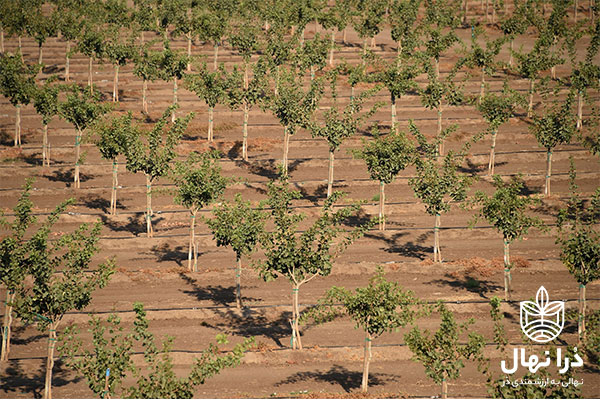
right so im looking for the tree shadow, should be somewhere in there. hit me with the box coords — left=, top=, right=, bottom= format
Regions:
left=43, top=169, right=95, bottom=186
left=364, top=231, right=432, bottom=260
left=177, top=272, right=260, bottom=306
left=100, top=213, right=161, bottom=236
left=298, top=184, right=329, bottom=205
left=10, top=325, right=45, bottom=346
left=42, top=64, right=63, bottom=75
left=201, top=307, right=293, bottom=347
left=458, top=159, right=507, bottom=175
left=426, top=273, right=503, bottom=299
left=79, top=194, right=126, bottom=214
left=276, top=364, right=397, bottom=393
left=235, top=158, right=306, bottom=180
left=0, top=359, right=82, bottom=399
left=151, top=243, right=194, bottom=267
left=227, top=141, right=242, bottom=159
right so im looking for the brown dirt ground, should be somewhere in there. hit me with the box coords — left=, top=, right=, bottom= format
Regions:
left=1, top=6, right=600, bottom=399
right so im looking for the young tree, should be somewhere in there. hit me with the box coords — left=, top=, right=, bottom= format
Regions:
left=304, top=267, right=420, bottom=392
left=388, top=0, right=421, bottom=67
left=420, top=0, right=461, bottom=78
left=310, top=85, right=380, bottom=198
left=470, top=175, right=545, bottom=300
left=556, top=160, right=600, bottom=342
left=172, top=151, right=229, bottom=272
left=133, top=43, right=162, bottom=114
left=33, top=77, right=60, bottom=167
left=158, top=43, right=188, bottom=122
left=59, top=303, right=254, bottom=398
left=295, top=33, right=330, bottom=81
left=94, top=112, right=136, bottom=215
left=477, top=84, right=520, bottom=175
left=25, top=3, right=57, bottom=65
left=207, top=195, right=267, bottom=308
left=463, top=27, right=504, bottom=104
left=54, top=0, right=87, bottom=82
left=352, top=0, right=387, bottom=58
left=408, top=122, right=472, bottom=262
left=59, top=84, right=111, bottom=189
left=353, top=127, right=414, bottom=231
left=318, top=1, right=351, bottom=66
left=124, top=106, right=193, bottom=237
left=0, top=180, right=36, bottom=361
left=13, top=213, right=114, bottom=399
left=530, top=96, right=576, bottom=196
left=105, top=35, right=136, bottom=102
left=263, top=26, right=295, bottom=96
left=0, top=52, right=38, bottom=147
left=226, top=58, right=268, bottom=160
left=499, top=5, right=528, bottom=67
left=76, top=20, right=107, bottom=91
left=268, top=68, right=324, bottom=173
left=184, top=62, right=229, bottom=142
left=194, top=4, right=230, bottom=69
left=255, top=174, right=375, bottom=350
left=405, top=302, right=485, bottom=399
left=369, top=57, right=420, bottom=131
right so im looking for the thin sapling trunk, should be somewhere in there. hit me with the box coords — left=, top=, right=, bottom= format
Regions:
left=65, top=41, right=70, bottom=81
left=208, top=106, right=214, bottom=142
left=291, top=286, right=302, bottom=349
left=74, top=128, right=81, bottom=189
left=242, top=103, right=249, bottom=161
left=43, top=124, right=49, bottom=166
left=361, top=332, right=372, bottom=393
left=488, top=129, right=497, bottom=175
left=188, top=211, right=197, bottom=271
left=236, top=257, right=243, bottom=308
left=43, top=321, right=57, bottom=399
left=14, top=105, right=21, bottom=147
left=544, top=149, right=552, bottom=196
left=142, top=79, right=148, bottom=114
left=88, top=57, right=93, bottom=89
left=146, top=173, right=153, bottom=237
left=577, top=90, right=583, bottom=130
left=503, top=239, right=512, bottom=301
left=434, top=213, right=442, bottom=262
left=1, top=291, right=14, bottom=361
left=379, top=181, right=385, bottom=231
left=110, top=159, right=118, bottom=215
left=527, top=79, right=535, bottom=117
left=172, top=78, right=178, bottom=122
left=579, top=283, right=586, bottom=342
left=282, top=125, right=290, bottom=174
left=327, top=150, right=334, bottom=198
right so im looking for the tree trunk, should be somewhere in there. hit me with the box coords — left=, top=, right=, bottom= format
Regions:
left=188, top=211, right=196, bottom=271
left=213, top=43, right=219, bottom=70
left=574, top=0, right=578, bottom=21
left=18, top=36, right=22, bottom=60
left=235, top=257, right=243, bottom=309
left=0, top=27, right=4, bottom=53
left=485, top=0, right=489, bottom=21
left=310, top=65, right=315, bottom=81
left=208, top=106, right=214, bottom=142
left=44, top=322, right=57, bottom=399
left=14, top=105, right=21, bottom=147
left=434, top=213, right=442, bottom=262
left=65, top=41, right=70, bottom=82
left=396, top=41, right=402, bottom=68
left=527, top=79, right=535, bottom=117
left=462, top=0, right=468, bottom=24
left=275, top=65, right=280, bottom=96
left=291, top=285, right=302, bottom=350
left=361, top=332, right=372, bottom=393
left=544, top=149, right=552, bottom=197
left=88, top=56, right=93, bottom=89
left=187, top=35, right=192, bottom=72
left=391, top=98, right=397, bottom=131
left=74, top=128, right=81, bottom=189
left=38, top=44, right=43, bottom=64
left=435, top=59, right=440, bottom=79
left=282, top=125, right=289, bottom=174
left=350, top=86, right=355, bottom=102
left=146, top=173, right=153, bottom=238
left=1, top=291, right=14, bottom=361
left=437, top=108, right=443, bottom=155
left=503, top=239, right=512, bottom=301
left=579, top=283, right=586, bottom=343
left=343, top=28, right=347, bottom=44
left=370, top=36, right=376, bottom=49
left=301, top=27, right=305, bottom=45
left=329, top=31, right=335, bottom=66
left=43, top=124, right=49, bottom=166
left=508, top=40, right=513, bottom=67
left=243, top=103, right=249, bottom=161
left=441, top=372, right=448, bottom=399
left=113, top=65, right=119, bottom=102
left=379, top=181, right=385, bottom=231
left=111, top=159, right=118, bottom=215
left=327, top=150, right=334, bottom=198
left=479, top=67, right=485, bottom=104
left=172, top=78, right=178, bottom=123
left=142, top=79, right=148, bottom=114
left=362, top=38, right=367, bottom=65
left=488, top=129, right=497, bottom=175
left=576, top=90, right=583, bottom=130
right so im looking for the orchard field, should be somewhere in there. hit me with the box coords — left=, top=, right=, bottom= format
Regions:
left=1, top=0, right=600, bottom=398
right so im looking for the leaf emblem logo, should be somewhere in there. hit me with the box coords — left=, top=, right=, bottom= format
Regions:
left=519, top=286, right=564, bottom=343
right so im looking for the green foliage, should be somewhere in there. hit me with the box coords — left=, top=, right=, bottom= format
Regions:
left=255, top=175, right=374, bottom=285
left=351, top=0, right=387, bottom=40
left=310, top=86, right=380, bottom=152
left=159, top=43, right=188, bottom=81
left=389, top=0, right=421, bottom=53
left=307, top=266, right=420, bottom=337
left=352, top=126, right=415, bottom=185
left=470, top=175, right=545, bottom=242
left=172, top=151, right=229, bottom=214
left=463, top=29, right=504, bottom=75
left=489, top=296, right=507, bottom=351
left=477, top=84, right=520, bottom=130
left=33, top=77, right=60, bottom=126
left=530, top=96, right=576, bottom=151
left=0, top=52, right=38, bottom=107
left=25, top=4, right=58, bottom=50
left=133, top=43, right=163, bottom=82
left=125, top=106, right=193, bottom=181
left=59, top=303, right=254, bottom=399
left=207, top=194, right=268, bottom=260
left=370, top=58, right=420, bottom=104
left=295, top=33, right=330, bottom=73
left=556, top=160, right=600, bottom=286
left=408, top=123, right=471, bottom=216
left=59, top=84, right=112, bottom=132
left=94, top=112, right=135, bottom=162
left=405, top=302, right=485, bottom=389
left=185, top=63, right=229, bottom=108
left=13, top=218, right=114, bottom=330
left=268, top=68, right=324, bottom=135
left=229, top=24, right=261, bottom=63
left=105, top=36, right=136, bottom=68
left=226, top=58, right=269, bottom=110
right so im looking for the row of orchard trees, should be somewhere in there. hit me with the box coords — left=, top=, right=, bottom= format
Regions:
left=2, top=0, right=599, bottom=179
